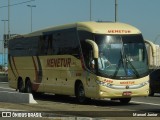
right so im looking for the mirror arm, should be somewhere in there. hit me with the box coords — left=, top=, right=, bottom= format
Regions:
left=85, top=39, right=99, bottom=58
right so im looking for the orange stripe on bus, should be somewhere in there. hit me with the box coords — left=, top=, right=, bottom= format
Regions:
left=12, top=57, right=19, bottom=76
left=32, top=56, right=40, bottom=91
left=8, top=56, right=17, bottom=78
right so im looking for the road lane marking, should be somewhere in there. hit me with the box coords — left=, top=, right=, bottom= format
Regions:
left=0, top=108, right=22, bottom=111
left=0, top=87, right=15, bottom=91
left=131, top=101, right=160, bottom=106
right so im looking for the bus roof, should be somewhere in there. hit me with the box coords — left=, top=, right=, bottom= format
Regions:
left=13, top=21, right=141, bottom=38
left=77, top=21, right=141, bottom=34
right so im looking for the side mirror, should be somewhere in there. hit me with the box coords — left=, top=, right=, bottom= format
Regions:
left=85, top=39, right=99, bottom=58
left=85, top=39, right=99, bottom=74
left=145, top=40, right=160, bottom=69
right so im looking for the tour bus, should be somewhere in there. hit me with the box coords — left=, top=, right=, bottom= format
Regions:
left=145, top=41, right=160, bottom=96
left=8, top=21, right=149, bottom=104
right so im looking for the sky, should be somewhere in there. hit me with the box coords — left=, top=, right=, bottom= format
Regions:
left=0, top=0, right=160, bottom=45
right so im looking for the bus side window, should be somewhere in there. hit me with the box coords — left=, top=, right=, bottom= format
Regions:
left=52, top=33, right=60, bottom=55
left=81, top=43, right=94, bottom=71
left=39, top=36, right=45, bottom=55
left=52, top=39, right=59, bottom=55
left=44, top=35, right=53, bottom=55
left=52, top=29, right=80, bottom=57
left=78, top=31, right=94, bottom=71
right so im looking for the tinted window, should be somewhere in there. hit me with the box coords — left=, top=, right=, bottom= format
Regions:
left=9, top=36, right=39, bottom=56
left=78, top=31, right=94, bottom=70
left=43, top=28, right=80, bottom=57
left=9, top=28, right=80, bottom=57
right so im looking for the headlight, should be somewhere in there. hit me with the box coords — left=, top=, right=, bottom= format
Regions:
left=141, top=81, right=149, bottom=86
left=96, top=80, right=113, bottom=87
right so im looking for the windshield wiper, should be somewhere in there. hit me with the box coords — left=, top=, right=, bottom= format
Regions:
left=112, top=50, right=127, bottom=78
left=124, top=54, right=140, bottom=78
left=112, top=48, right=140, bottom=79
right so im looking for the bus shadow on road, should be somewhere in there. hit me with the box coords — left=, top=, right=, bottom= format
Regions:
left=33, top=93, right=138, bottom=107
left=150, top=94, right=160, bottom=97
left=138, top=109, right=160, bottom=114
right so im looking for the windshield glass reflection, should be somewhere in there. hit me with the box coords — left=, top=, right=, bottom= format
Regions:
left=94, top=34, right=148, bottom=79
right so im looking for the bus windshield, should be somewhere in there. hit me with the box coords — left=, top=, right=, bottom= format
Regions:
left=94, top=34, right=149, bottom=79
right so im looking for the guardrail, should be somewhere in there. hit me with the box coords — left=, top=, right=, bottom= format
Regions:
left=0, top=75, right=8, bottom=82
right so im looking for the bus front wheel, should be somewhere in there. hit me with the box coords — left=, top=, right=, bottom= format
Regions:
left=76, top=82, right=88, bottom=104
left=119, top=98, right=131, bottom=104
left=18, top=79, right=24, bottom=93
left=25, top=80, right=32, bottom=93
left=149, top=87, right=154, bottom=96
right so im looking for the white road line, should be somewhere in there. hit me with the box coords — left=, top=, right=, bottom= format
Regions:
left=0, top=108, right=21, bottom=111
left=0, top=82, right=8, bottom=84
left=131, top=101, right=160, bottom=106
left=0, top=87, right=15, bottom=91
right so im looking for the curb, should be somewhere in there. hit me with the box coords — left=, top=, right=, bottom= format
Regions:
left=0, top=76, right=8, bottom=82
left=0, top=91, right=37, bottom=104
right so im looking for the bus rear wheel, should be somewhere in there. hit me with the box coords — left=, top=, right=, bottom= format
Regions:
left=18, top=79, right=24, bottom=92
left=25, top=80, right=32, bottom=93
left=149, top=87, right=154, bottom=96
left=119, top=98, right=131, bottom=104
left=76, top=82, right=88, bottom=104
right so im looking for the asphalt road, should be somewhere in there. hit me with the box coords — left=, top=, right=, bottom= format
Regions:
left=0, top=81, right=160, bottom=119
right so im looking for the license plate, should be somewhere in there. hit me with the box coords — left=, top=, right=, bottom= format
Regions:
left=123, top=91, right=132, bottom=96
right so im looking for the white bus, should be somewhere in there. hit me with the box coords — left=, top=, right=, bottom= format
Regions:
left=8, top=21, right=149, bottom=104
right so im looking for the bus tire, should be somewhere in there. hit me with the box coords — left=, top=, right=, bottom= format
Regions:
left=149, top=88, right=154, bottom=96
left=18, top=78, right=24, bottom=93
left=119, top=98, right=131, bottom=104
left=25, top=79, right=32, bottom=93
left=76, top=82, right=88, bottom=104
